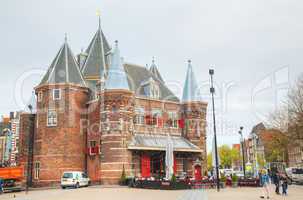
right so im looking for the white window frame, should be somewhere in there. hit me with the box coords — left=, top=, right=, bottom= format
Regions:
left=152, top=109, right=162, bottom=127
left=135, top=107, right=145, bottom=125
left=37, top=91, right=43, bottom=102
left=168, top=112, right=178, bottom=128
left=52, top=89, right=61, bottom=100
left=47, top=110, right=57, bottom=127
left=34, top=161, right=40, bottom=180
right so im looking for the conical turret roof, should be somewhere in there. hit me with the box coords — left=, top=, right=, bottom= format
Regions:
left=182, top=60, right=201, bottom=102
left=39, top=37, right=87, bottom=87
left=81, top=20, right=111, bottom=78
left=105, top=41, right=129, bottom=90
left=149, top=58, right=164, bottom=83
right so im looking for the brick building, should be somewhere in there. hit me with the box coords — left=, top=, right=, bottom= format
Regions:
left=19, top=19, right=208, bottom=187
left=288, top=140, right=303, bottom=167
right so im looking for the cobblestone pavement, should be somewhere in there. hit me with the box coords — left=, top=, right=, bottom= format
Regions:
left=1, top=185, right=302, bottom=200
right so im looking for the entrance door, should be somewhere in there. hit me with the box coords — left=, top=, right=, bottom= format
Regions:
left=194, top=165, right=202, bottom=181
left=141, top=154, right=151, bottom=178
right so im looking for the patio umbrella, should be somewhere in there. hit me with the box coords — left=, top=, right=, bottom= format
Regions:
left=165, top=134, right=174, bottom=180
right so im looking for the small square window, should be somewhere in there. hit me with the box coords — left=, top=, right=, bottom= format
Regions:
left=37, top=91, right=43, bottom=102
left=90, top=141, right=97, bottom=147
left=53, top=89, right=61, bottom=100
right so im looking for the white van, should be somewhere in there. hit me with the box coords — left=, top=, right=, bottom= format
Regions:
left=61, top=171, right=90, bottom=189
left=286, top=168, right=303, bottom=184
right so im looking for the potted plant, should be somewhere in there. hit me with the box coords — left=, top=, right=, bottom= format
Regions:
left=170, top=174, right=177, bottom=189
left=232, top=174, right=238, bottom=188
left=220, top=175, right=227, bottom=188
left=119, top=165, right=127, bottom=186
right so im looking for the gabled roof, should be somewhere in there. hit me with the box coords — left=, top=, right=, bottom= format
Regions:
left=149, top=58, right=164, bottom=83
left=182, top=60, right=201, bottom=103
left=81, top=23, right=111, bottom=79
left=105, top=41, right=129, bottom=90
left=124, top=63, right=179, bottom=102
left=39, top=38, right=87, bottom=87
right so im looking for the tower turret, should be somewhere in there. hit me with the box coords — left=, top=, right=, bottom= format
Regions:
left=99, top=40, right=135, bottom=184
left=181, top=60, right=207, bottom=175
left=33, top=37, right=89, bottom=187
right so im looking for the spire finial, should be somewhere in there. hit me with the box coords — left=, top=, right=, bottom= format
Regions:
left=96, top=9, right=101, bottom=29
left=64, top=33, right=68, bottom=43
left=188, top=59, right=191, bottom=64
left=115, top=40, right=119, bottom=47
left=152, top=56, right=155, bottom=64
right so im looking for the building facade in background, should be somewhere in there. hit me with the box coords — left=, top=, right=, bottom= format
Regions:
left=18, top=19, right=208, bottom=187
left=288, top=140, right=303, bottom=167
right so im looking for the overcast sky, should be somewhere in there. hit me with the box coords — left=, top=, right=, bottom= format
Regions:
left=1, top=0, right=303, bottom=150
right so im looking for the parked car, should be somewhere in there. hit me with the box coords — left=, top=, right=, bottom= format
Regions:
left=234, top=171, right=244, bottom=178
left=61, top=171, right=90, bottom=189
left=286, top=168, right=303, bottom=184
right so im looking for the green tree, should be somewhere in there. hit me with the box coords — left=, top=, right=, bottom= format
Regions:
left=219, top=145, right=232, bottom=168
left=231, top=148, right=241, bottom=165
left=257, top=154, right=265, bottom=168
left=207, top=153, right=213, bottom=171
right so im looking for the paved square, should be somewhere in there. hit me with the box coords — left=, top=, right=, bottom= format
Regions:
left=1, top=185, right=302, bottom=200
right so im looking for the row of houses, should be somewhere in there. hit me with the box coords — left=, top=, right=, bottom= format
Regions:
left=244, top=123, right=303, bottom=170
left=0, top=113, right=21, bottom=167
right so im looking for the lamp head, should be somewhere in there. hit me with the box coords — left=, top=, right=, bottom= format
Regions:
left=209, top=69, right=214, bottom=75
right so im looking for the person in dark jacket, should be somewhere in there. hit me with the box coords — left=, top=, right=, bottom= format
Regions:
left=281, top=177, right=288, bottom=196
left=0, top=178, right=4, bottom=194
left=272, top=172, right=280, bottom=195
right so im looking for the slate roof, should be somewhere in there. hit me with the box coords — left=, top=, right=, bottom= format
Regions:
left=81, top=26, right=111, bottom=78
left=38, top=26, right=179, bottom=103
left=182, top=60, right=201, bottom=102
left=105, top=41, right=129, bottom=90
left=39, top=39, right=86, bottom=87
left=124, top=63, right=179, bottom=102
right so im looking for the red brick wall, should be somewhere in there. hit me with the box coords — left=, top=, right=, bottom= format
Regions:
left=33, top=84, right=89, bottom=187
left=18, top=113, right=36, bottom=187
left=87, top=100, right=101, bottom=183
left=99, top=90, right=135, bottom=184
left=182, top=102, right=208, bottom=176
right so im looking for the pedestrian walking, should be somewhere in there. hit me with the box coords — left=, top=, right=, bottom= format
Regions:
left=272, top=171, right=280, bottom=195
left=260, top=169, right=271, bottom=199
left=0, top=178, right=4, bottom=194
left=281, top=177, right=288, bottom=196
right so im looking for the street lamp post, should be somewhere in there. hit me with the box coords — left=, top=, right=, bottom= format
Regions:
left=209, top=69, right=220, bottom=192
left=239, top=127, right=246, bottom=178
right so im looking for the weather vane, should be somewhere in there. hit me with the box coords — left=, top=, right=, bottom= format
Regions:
left=96, top=9, right=101, bottom=17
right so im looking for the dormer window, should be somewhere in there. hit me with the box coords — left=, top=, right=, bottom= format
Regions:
left=53, top=89, right=61, bottom=100
left=141, top=78, right=160, bottom=99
